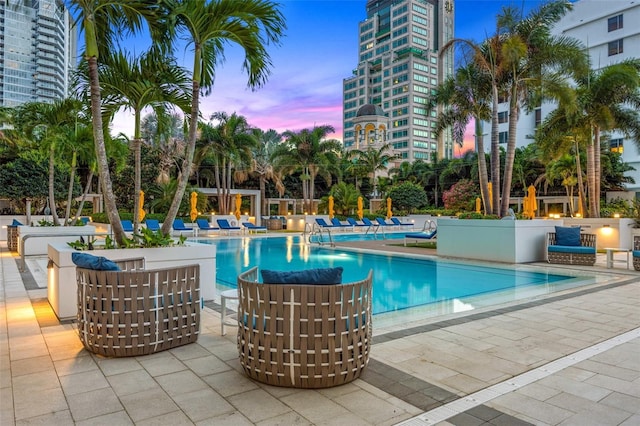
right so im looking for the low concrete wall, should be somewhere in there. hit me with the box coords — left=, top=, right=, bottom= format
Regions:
left=437, top=218, right=563, bottom=263
left=18, top=226, right=97, bottom=256
left=563, top=218, right=634, bottom=249
left=48, top=242, right=216, bottom=320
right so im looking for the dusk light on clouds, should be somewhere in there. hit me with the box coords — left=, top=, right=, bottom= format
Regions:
left=112, top=0, right=551, bottom=154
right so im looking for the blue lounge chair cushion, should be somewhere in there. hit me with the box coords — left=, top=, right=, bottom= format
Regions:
left=173, top=219, right=192, bottom=230
left=121, top=220, right=134, bottom=232
left=72, top=252, right=120, bottom=271
left=261, top=267, right=344, bottom=285
left=11, top=219, right=23, bottom=226
left=547, top=245, right=595, bottom=254
left=145, top=219, right=160, bottom=231
left=555, top=226, right=581, bottom=246
left=405, top=230, right=437, bottom=240
left=632, top=250, right=640, bottom=258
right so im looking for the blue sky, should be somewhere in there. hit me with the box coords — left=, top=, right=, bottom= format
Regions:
left=111, top=0, right=551, bottom=145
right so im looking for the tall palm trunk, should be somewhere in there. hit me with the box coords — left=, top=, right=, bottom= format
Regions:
left=475, top=120, right=490, bottom=214
left=161, top=76, right=199, bottom=235
left=593, top=126, right=601, bottom=218
left=586, top=136, right=596, bottom=217
left=490, top=85, right=500, bottom=216
left=575, top=140, right=588, bottom=217
left=501, top=93, right=519, bottom=217
left=64, top=151, right=77, bottom=225
left=88, top=57, right=126, bottom=244
left=133, top=138, right=142, bottom=231
left=48, top=144, right=60, bottom=226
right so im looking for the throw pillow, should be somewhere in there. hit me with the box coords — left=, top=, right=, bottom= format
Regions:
left=72, top=252, right=121, bottom=271
left=555, top=226, right=581, bottom=246
left=261, top=267, right=344, bottom=285
left=11, top=219, right=23, bottom=226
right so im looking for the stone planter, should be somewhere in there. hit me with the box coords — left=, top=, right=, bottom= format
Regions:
left=437, top=218, right=562, bottom=263
left=47, top=242, right=216, bottom=320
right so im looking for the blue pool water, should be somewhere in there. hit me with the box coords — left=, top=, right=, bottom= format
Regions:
left=196, top=235, right=582, bottom=315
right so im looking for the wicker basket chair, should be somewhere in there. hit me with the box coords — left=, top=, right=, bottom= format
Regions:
left=77, top=257, right=200, bottom=357
left=237, top=266, right=373, bottom=388
left=634, top=236, right=640, bottom=271
left=547, top=232, right=597, bottom=266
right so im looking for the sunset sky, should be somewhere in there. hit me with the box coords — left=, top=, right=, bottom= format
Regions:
left=111, top=0, right=553, bottom=156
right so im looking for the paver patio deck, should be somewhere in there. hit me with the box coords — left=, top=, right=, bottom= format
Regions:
left=1, top=238, right=639, bottom=425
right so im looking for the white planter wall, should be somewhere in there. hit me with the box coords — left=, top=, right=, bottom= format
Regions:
left=18, top=226, right=97, bottom=255
left=437, top=219, right=563, bottom=263
left=48, top=242, right=216, bottom=320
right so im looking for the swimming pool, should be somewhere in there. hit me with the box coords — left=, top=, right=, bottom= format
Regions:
left=197, top=235, right=595, bottom=318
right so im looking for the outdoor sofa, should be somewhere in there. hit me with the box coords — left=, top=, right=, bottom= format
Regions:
left=75, top=254, right=200, bottom=357
left=236, top=266, right=372, bottom=388
left=546, top=226, right=596, bottom=266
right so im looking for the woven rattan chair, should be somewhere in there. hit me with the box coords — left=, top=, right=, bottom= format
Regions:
left=633, top=236, right=640, bottom=271
left=237, top=266, right=373, bottom=388
left=77, top=257, right=200, bottom=357
left=546, top=232, right=597, bottom=266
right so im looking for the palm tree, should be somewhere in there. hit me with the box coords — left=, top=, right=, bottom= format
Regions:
left=84, top=49, right=191, bottom=230
left=206, top=112, right=256, bottom=214
left=351, top=143, right=397, bottom=197
left=161, top=0, right=285, bottom=235
left=69, top=0, right=165, bottom=245
left=328, top=182, right=360, bottom=216
left=430, top=62, right=493, bottom=213
left=250, top=128, right=284, bottom=215
left=495, top=1, right=588, bottom=216
left=271, top=125, right=342, bottom=213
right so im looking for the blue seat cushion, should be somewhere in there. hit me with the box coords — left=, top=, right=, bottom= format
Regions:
left=72, top=252, right=121, bottom=271
left=261, top=267, right=344, bottom=285
left=548, top=245, right=595, bottom=254
left=555, top=226, right=581, bottom=246
left=633, top=250, right=640, bottom=258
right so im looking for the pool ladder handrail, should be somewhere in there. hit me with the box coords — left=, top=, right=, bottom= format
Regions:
left=306, top=223, right=334, bottom=246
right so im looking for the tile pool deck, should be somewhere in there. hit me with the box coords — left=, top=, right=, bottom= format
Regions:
left=1, top=239, right=639, bottom=425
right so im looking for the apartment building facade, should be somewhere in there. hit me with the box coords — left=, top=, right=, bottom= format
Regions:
left=0, top=0, right=77, bottom=107
left=342, top=0, right=455, bottom=167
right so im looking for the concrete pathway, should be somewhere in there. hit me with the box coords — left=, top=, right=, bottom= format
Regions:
left=1, top=239, right=639, bottom=425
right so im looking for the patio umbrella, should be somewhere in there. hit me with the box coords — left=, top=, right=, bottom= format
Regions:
left=487, top=182, right=493, bottom=211
left=386, top=197, right=392, bottom=219
left=357, top=196, right=364, bottom=220
left=189, top=191, right=198, bottom=222
left=328, top=195, right=335, bottom=220
left=475, top=197, right=481, bottom=213
left=527, top=185, right=537, bottom=218
left=235, top=193, right=242, bottom=220
left=138, top=190, right=146, bottom=222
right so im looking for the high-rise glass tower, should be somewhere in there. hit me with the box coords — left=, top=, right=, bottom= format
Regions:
left=0, top=0, right=77, bottom=107
left=343, top=0, right=454, bottom=165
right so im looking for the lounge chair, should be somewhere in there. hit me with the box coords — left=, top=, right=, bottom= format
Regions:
left=173, top=219, right=195, bottom=236
left=347, top=217, right=370, bottom=230
left=242, top=222, right=267, bottom=234
left=315, top=218, right=339, bottom=229
left=145, top=219, right=161, bottom=231
left=217, top=219, right=242, bottom=235
left=390, top=217, right=413, bottom=229
left=121, top=219, right=134, bottom=233
left=196, top=219, right=219, bottom=235
left=633, top=236, right=640, bottom=271
left=404, top=229, right=437, bottom=246
left=361, top=217, right=380, bottom=228
left=375, top=217, right=395, bottom=228
left=330, top=217, right=352, bottom=230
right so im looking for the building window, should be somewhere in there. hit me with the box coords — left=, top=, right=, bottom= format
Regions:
left=608, top=39, right=623, bottom=56
left=534, top=108, right=542, bottom=127
left=499, top=131, right=508, bottom=144
left=608, top=14, right=623, bottom=32
left=498, top=111, right=508, bottom=124
left=610, top=138, right=624, bottom=153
